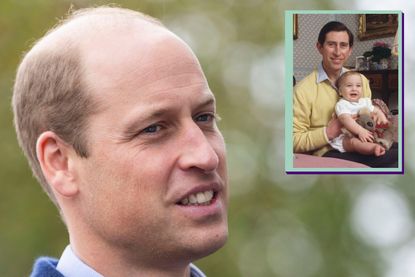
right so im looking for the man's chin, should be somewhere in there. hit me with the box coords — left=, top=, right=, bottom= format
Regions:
left=330, top=62, right=343, bottom=70
left=323, top=61, right=343, bottom=73
left=185, top=226, right=228, bottom=261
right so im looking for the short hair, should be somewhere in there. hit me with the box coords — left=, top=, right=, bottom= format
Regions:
left=318, top=21, right=354, bottom=47
left=336, top=71, right=362, bottom=93
left=12, top=6, right=162, bottom=206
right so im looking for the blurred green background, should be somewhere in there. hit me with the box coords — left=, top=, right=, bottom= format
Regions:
left=1, top=0, right=414, bottom=276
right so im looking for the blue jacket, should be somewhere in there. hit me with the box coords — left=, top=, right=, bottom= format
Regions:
left=30, top=257, right=64, bottom=277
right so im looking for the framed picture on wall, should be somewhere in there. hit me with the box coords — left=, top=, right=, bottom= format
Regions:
left=293, top=14, right=298, bottom=40
left=358, top=14, right=398, bottom=40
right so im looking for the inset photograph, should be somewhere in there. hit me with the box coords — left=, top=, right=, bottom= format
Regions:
left=285, top=11, right=403, bottom=173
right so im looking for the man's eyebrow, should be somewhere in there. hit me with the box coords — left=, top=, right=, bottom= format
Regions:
left=120, top=95, right=216, bottom=140
left=121, top=107, right=172, bottom=139
left=326, top=40, right=349, bottom=45
left=196, top=97, right=216, bottom=110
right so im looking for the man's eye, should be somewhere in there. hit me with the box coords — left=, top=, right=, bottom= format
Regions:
left=195, top=114, right=213, bottom=122
left=142, top=124, right=161, bottom=134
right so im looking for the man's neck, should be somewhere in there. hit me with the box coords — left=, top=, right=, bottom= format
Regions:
left=322, top=64, right=342, bottom=85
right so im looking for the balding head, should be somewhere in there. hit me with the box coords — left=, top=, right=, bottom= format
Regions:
left=12, top=7, right=164, bottom=206
left=34, top=7, right=162, bottom=47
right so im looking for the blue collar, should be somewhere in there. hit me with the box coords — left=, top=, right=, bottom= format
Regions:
left=57, top=246, right=103, bottom=277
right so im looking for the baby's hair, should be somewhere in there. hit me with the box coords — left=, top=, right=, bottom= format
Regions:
left=336, top=71, right=362, bottom=95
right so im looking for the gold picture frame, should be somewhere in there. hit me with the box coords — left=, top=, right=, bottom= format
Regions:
left=358, top=14, right=398, bottom=41
left=293, top=14, right=298, bottom=40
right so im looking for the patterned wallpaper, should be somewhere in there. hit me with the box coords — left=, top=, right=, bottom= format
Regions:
left=293, top=14, right=396, bottom=82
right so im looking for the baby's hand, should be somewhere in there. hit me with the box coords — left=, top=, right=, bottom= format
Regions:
left=358, top=128, right=374, bottom=143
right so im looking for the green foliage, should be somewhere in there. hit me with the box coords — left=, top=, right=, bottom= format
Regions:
left=363, top=46, right=392, bottom=62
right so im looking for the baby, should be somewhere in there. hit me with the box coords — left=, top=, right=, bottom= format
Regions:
left=329, top=71, right=389, bottom=156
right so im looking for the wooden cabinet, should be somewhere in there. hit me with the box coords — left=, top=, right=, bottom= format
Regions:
left=358, top=69, right=398, bottom=108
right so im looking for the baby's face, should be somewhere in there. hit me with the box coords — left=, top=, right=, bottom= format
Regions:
left=339, top=74, right=362, bottom=102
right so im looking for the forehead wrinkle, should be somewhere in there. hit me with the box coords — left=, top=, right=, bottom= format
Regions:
left=91, top=55, right=208, bottom=112
left=84, top=65, right=196, bottom=101
left=114, top=36, right=205, bottom=92
left=138, top=79, right=208, bottom=100
left=116, top=62, right=206, bottom=96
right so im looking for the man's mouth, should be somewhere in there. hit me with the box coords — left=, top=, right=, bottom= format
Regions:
left=178, top=190, right=216, bottom=206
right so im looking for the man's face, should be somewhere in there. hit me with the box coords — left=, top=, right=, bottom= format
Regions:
left=317, top=31, right=352, bottom=74
left=339, top=74, right=363, bottom=103
left=74, top=25, right=228, bottom=264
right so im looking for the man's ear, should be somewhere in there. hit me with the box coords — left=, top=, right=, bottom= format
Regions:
left=347, top=46, right=353, bottom=57
left=316, top=42, right=323, bottom=54
left=36, top=131, right=79, bottom=197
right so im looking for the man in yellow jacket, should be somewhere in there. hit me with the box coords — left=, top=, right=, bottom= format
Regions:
left=293, top=21, right=397, bottom=167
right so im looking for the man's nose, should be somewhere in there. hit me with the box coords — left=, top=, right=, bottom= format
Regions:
left=177, top=123, right=219, bottom=173
left=333, top=45, right=340, bottom=55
